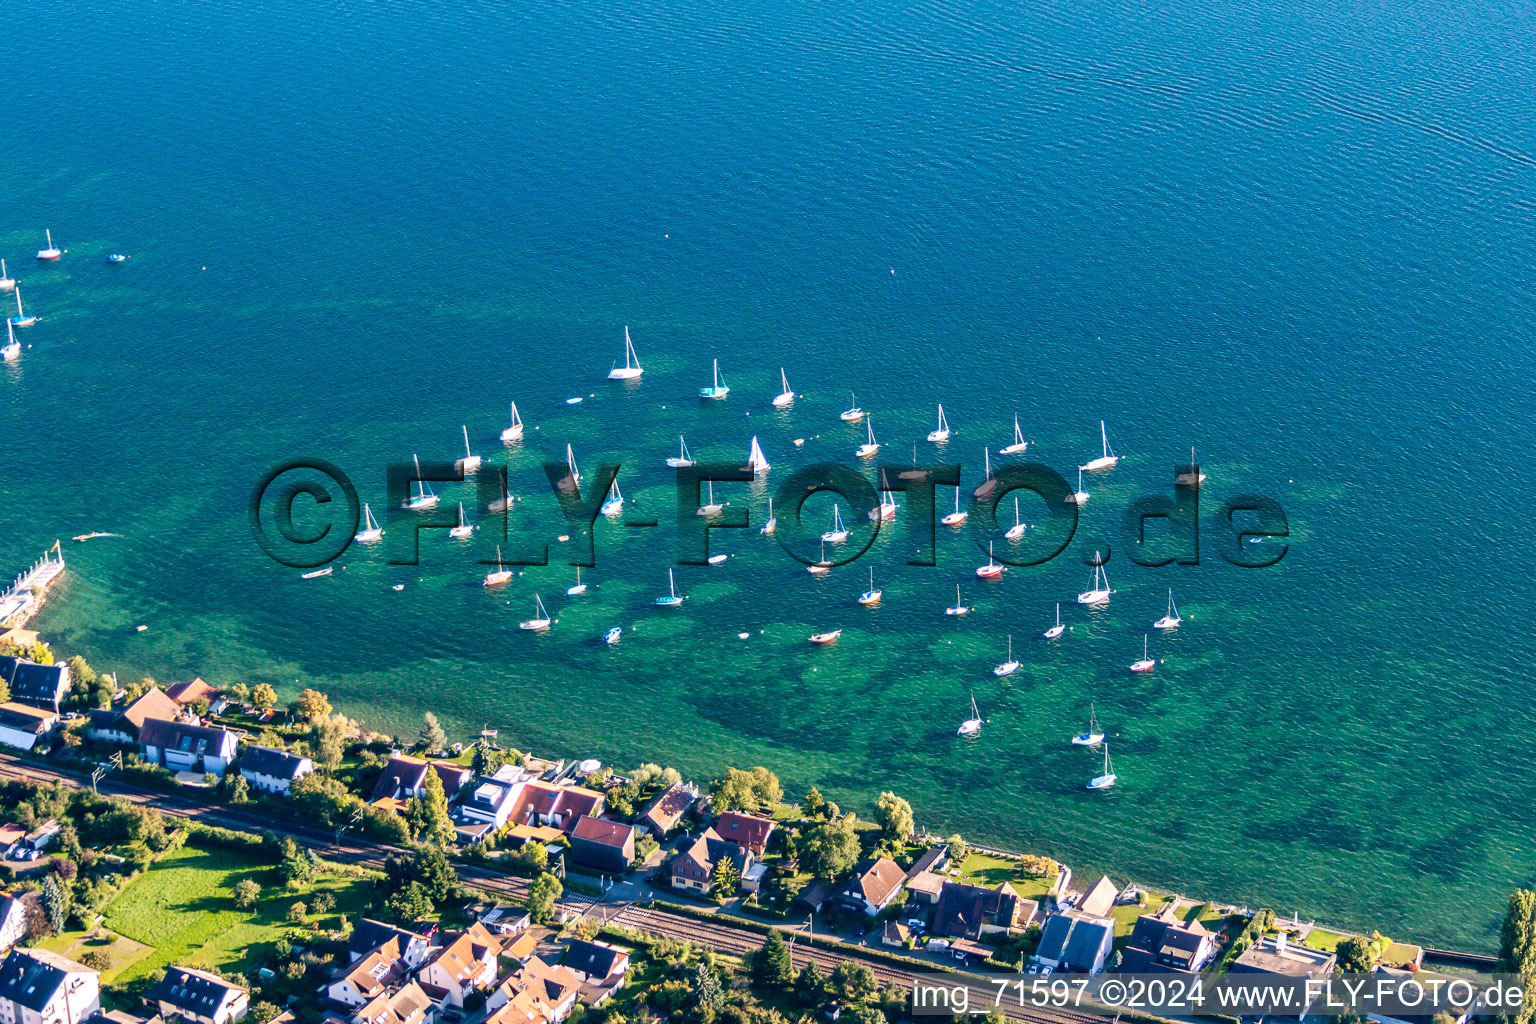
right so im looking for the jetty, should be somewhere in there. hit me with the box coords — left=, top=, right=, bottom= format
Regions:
left=0, top=542, right=65, bottom=628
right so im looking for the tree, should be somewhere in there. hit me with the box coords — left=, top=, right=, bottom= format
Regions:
left=946, top=834, right=969, bottom=863
left=233, top=879, right=261, bottom=910
left=41, top=875, right=67, bottom=933
left=287, top=902, right=308, bottom=924
left=0, top=675, right=11, bottom=704
left=831, top=962, right=878, bottom=1005
left=229, top=774, right=251, bottom=805
left=419, top=712, right=447, bottom=753
left=279, top=840, right=316, bottom=887
left=295, top=688, right=332, bottom=723
left=802, top=815, right=861, bottom=881
left=527, top=873, right=563, bottom=924
left=385, top=881, right=433, bottom=924
left=711, top=857, right=741, bottom=898
left=471, top=741, right=505, bottom=777
left=1501, top=890, right=1536, bottom=1024
left=694, top=962, right=725, bottom=1020
left=875, top=792, right=913, bottom=841
left=412, top=769, right=454, bottom=844
left=251, top=683, right=277, bottom=712
left=250, top=1001, right=282, bottom=1024
left=711, top=766, right=781, bottom=813
left=412, top=846, right=456, bottom=902
left=755, top=929, right=794, bottom=988
left=804, top=786, right=826, bottom=818
left=310, top=715, right=347, bottom=771
left=227, top=682, right=251, bottom=705
left=1335, top=935, right=1375, bottom=974
left=78, top=950, right=111, bottom=972
left=794, top=961, right=826, bottom=1005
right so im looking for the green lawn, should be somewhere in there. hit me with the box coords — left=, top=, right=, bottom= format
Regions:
left=953, top=852, right=1055, bottom=901
left=1301, top=928, right=1348, bottom=952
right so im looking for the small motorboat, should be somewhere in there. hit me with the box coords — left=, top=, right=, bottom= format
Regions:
left=391, top=583, right=405, bottom=591
left=301, top=566, right=333, bottom=579
left=809, top=629, right=842, bottom=645
left=565, top=396, right=584, bottom=405
left=106, top=253, right=127, bottom=264
left=603, top=626, right=622, bottom=645
left=707, top=553, right=728, bottom=565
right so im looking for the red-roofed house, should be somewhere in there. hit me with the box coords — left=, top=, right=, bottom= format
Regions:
left=712, top=812, right=776, bottom=854
left=508, top=782, right=604, bottom=834
left=418, top=923, right=503, bottom=1008
left=166, top=678, right=216, bottom=706
left=568, top=817, right=635, bottom=874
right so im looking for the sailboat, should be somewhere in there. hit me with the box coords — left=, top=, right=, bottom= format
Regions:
left=1005, top=497, right=1027, bottom=540
left=746, top=436, right=770, bottom=475
left=821, top=506, right=849, bottom=543
left=946, top=584, right=971, bottom=616
left=761, top=497, right=777, bottom=535
left=449, top=502, right=474, bottom=539
left=993, top=635, right=1019, bottom=677
left=973, top=447, right=997, bottom=499
left=1, top=321, right=18, bottom=361
left=1176, top=446, right=1207, bottom=487
left=456, top=426, right=481, bottom=473
left=667, top=436, right=695, bottom=469
left=1072, top=703, right=1105, bottom=746
left=808, top=539, right=831, bottom=574
left=655, top=568, right=685, bottom=606
left=36, top=230, right=60, bottom=261
left=1154, top=590, right=1182, bottom=630
left=607, top=326, right=643, bottom=379
left=1076, top=559, right=1111, bottom=605
left=976, top=541, right=1004, bottom=579
left=858, top=566, right=882, bottom=606
left=602, top=626, right=622, bottom=645
left=0, top=260, right=13, bottom=292
left=773, top=368, right=795, bottom=407
left=697, top=481, right=723, bottom=516
left=808, top=629, right=842, bottom=645
left=942, top=489, right=967, bottom=527
left=404, top=454, right=438, bottom=509
left=1129, top=635, right=1156, bottom=673
left=957, top=692, right=984, bottom=735
left=1000, top=414, right=1029, bottom=455
left=567, top=566, right=588, bottom=596
left=1044, top=603, right=1065, bottom=639
left=9, top=289, right=36, bottom=328
left=856, top=417, right=880, bottom=458
left=840, top=392, right=864, bottom=422
left=1087, top=744, right=1117, bottom=790
left=600, top=477, right=624, bottom=516
left=1067, top=468, right=1089, bottom=506
left=354, top=504, right=383, bottom=543
left=558, top=445, right=581, bottom=491
left=1080, top=421, right=1120, bottom=472
left=870, top=472, right=898, bottom=521
left=699, top=358, right=729, bottom=399
left=519, top=594, right=552, bottom=631
left=483, top=546, right=513, bottom=587
left=500, top=401, right=525, bottom=442
left=927, top=404, right=952, bottom=443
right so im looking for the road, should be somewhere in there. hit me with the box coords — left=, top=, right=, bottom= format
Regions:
left=0, top=754, right=1110, bottom=1024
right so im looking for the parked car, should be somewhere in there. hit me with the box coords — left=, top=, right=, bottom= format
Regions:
left=927, top=939, right=950, bottom=950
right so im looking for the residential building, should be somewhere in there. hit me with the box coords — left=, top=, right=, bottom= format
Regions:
left=0, top=704, right=57, bottom=752
left=326, top=939, right=405, bottom=1008
left=0, top=827, right=24, bottom=852
left=349, top=981, right=432, bottom=1024
left=0, top=947, right=101, bottom=1024
left=904, top=871, right=946, bottom=905
left=669, top=828, right=751, bottom=894
left=476, top=904, right=530, bottom=937
left=484, top=957, right=581, bottom=1023
left=568, top=817, right=635, bottom=874
left=0, top=657, right=70, bottom=714
left=1076, top=875, right=1119, bottom=918
left=1230, top=932, right=1336, bottom=1018
left=369, top=756, right=471, bottom=814
left=559, top=941, right=629, bottom=986
left=138, top=720, right=238, bottom=777
left=456, top=776, right=522, bottom=832
left=22, top=821, right=60, bottom=853
left=1119, top=903, right=1218, bottom=973
left=0, top=895, right=31, bottom=954
left=347, top=921, right=430, bottom=971
left=712, top=812, right=776, bottom=854
left=1033, top=912, right=1115, bottom=974
left=87, top=689, right=181, bottom=745
left=507, top=782, right=604, bottom=834
left=882, top=921, right=910, bottom=947
left=836, top=857, right=906, bottom=917
left=417, top=923, right=503, bottom=1008
left=639, top=782, right=695, bottom=836
left=143, top=967, right=247, bottom=1024
left=237, top=747, right=313, bottom=796
left=931, top=881, right=1024, bottom=940
left=164, top=679, right=216, bottom=707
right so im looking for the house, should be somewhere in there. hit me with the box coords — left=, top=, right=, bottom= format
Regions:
left=350, top=981, right=432, bottom=1024
left=0, top=894, right=32, bottom=954
left=456, top=776, right=522, bottom=832
left=669, top=828, right=751, bottom=894
left=0, top=947, right=101, bottom=1024
left=0, top=657, right=71, bottom=714
left=0, top=827, right=24, bottom=852
left=0, top=703, right=58, bottom=752
left=712, top=812, right=776, bottom=854
left=143, top=966, right=248, bottom=1024
left=138, top=720, right=238, bottom=777
left=1120, top=903, right=1218, bottom=973
left=327, top=939, right=405, bottom=1008
left=237, top=747, right=313, bottom=796
left=560, top=940, right=629, bottom=986
left=740, top=862, right=769, bottom=894
left=836, top=858, right=906, bottom=917
left=417, top=923, right=503, bottom=1008
left=792, top=881, right=834, bottom=915
left=1033, top=912, right=1115, bottom=974
left=507, top=782, right=604, bottom=834
left=931, top=882, right=1022, bottom=940
left=904, top=871, right=946, bottom=905
left=484, top=956, right=582, bottom=1023
left=22, top=821, right=60, bottom=853
left=347, top=921, right=431, bottom=971
left=568, top=817, right=635, bottom=874
left=87, top=688, right=182, bottom=745
left=1231, top=932, right=1336, bottom=1018
left=477, top=904, right=531, bottom=937
left=1077, top=875, right=1119, bottom=918
left=164, top=679, right=215, bottom=707
left=369, top=756, right=472, bottom=813
left=882, top=921, right=910, bottom=947
left=640, top=782, right=696, bottom=835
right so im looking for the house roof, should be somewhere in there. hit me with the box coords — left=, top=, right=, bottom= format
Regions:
left=932, top=881, right=1011, bottom=938
left=165, top=678, right=215, bottom=705
left=109, top=688, right=182, bottom=733
left=883, top=921, right=910, bottom=943
left=354, top=980, right=432, bottom=1024
left=509, top=781, right=604, bottom=829
left=334, top=938, right=403, bottom=1000
left=905, top=846, right=949, bottom=878
left=0, top=824, right=25, bottom=846
left=240, top=745, right=312, bottom=780
left=0, top=657, right=69, bottom=711
left=1231, top=935, right=1336, bottom=977
left=146, top=965, right=246, bottom=1016
left=0, top=702, right=56, bottom=734
left=371, top=756, right=429, bottom=801
left=905, top=871, right=946, bottom=899
left=427, top=923, right=503, bottom=983
left=488, top=956, right=583, bottom=1024
left=845, top=857, right=905, bottom=908
left=1078, top=874, right=1119, bottom=918
left=348, top=919, right=427, bottom=961
left=138, top=718, right=234, bottom=757
left=571, top=816, right=634, bottom=849
left=561, top=939, right=629, bottom=979
left=713, top=811, right=776, bottom=850
left=1037, top=912, right=1113, bottom=969
left=0, top=947, right=91, bottom=1012
left=642, top=781, right=696, bottom=831
left=676, top=827, right=747, bottom=878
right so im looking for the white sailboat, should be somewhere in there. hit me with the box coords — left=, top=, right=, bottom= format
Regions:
left=1076, top=558, right=1111, bottom=605
left=840, top=392, right=864, bottom=422
left=1129, top=635, right=1156, bottom=673
left=36, top=230, right=60, bottom=261
left=809, top=629, right=842, bottom=644
left=667, top=436, right=695, bottom=469
left=942, top=489, right=967, bottom=527
left=567, top=566, right=588, bottom=596
left=808, top=538, right=831, bottom=574
left=1080, top=421, right=1120, bottom=472
left=1044, top=603, right=1065, bottom=639
left=603, top=626, right=622, bottom=645
left=1067, top=468, right=1089, bottom=506
left=9, top=289, right=36, bottom=328
left=1000, top=414, right=1029, bottom=455
left=746, top=436, right=770, bottom=475
left=946, top=584, right=971, bottom=616
left=821, top=505, right=849, bottom=543
left=404, top=454, right=439, bottom=509
left=519, top=594, right=552, bottom=631
left=761, top=497, right=777, bottom=535
left=697, top=481, right=723, bottom=516
left=607, top=325, right=643, bottom=380
left=699, top=358, right=729, bottom=399
left=1005, top=496, right=1027, bottom=540
left=858, top=566, right=882, bottom=606
left=856, top=417, right=880, bottom=458
left=870, top=472, right=898, bottom=521
left=456, top=425, right=481, bottom=473
left=559, top=445, right=582, bottom=491
left=927, top=404, right=952, bottom=443
left=977, top=541, right=1004, bottom=579
left=1087, top=744, right=1117, bottom=790
left=500, top=401, right=525, bottom=442
left=353, top=503, right=383, bottom=543
left=0, top=260, right=14, bottom=292
left=1072, top=703, right=1105, bottom=746
left=1, top=321, right=18, bottom=361
left=600, top=476, right=624, bottom=516
left=773, top=368, right=795, bottom=407
left=993, top=635, right=1019, bottom=677
left=483, top=545, right=513, bottom=587
left=655, top=568, right=685, bottom=606
left=973, top=447, right=997, bottom=499
left=957, top=692, right=984, bottom=735
left=1153, top=589, right=1182, bottom=630
left=449, top=502, right=474, bottom=539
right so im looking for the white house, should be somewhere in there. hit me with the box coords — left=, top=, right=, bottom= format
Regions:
left=237, top=746, right=314, bottom=796
left=456, top=777, right=523, bottom=831
left=137, top=720, right=238, bottom=778
left=144, top=966, right=248, bottom=1024
left=0, top=947, right=100, bottom=1024
left=0, top=896, right=31, bottom=955
left=417, top=923, right=503, bottom=1008
left=326, top=938, right=404, bottom=1008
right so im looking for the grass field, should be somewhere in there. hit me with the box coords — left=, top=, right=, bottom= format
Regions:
left=953, top=852, right=1055, bottom=901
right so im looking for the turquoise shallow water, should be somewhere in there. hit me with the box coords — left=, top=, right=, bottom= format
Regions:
left=2, top=0, right=1535, bottom=950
